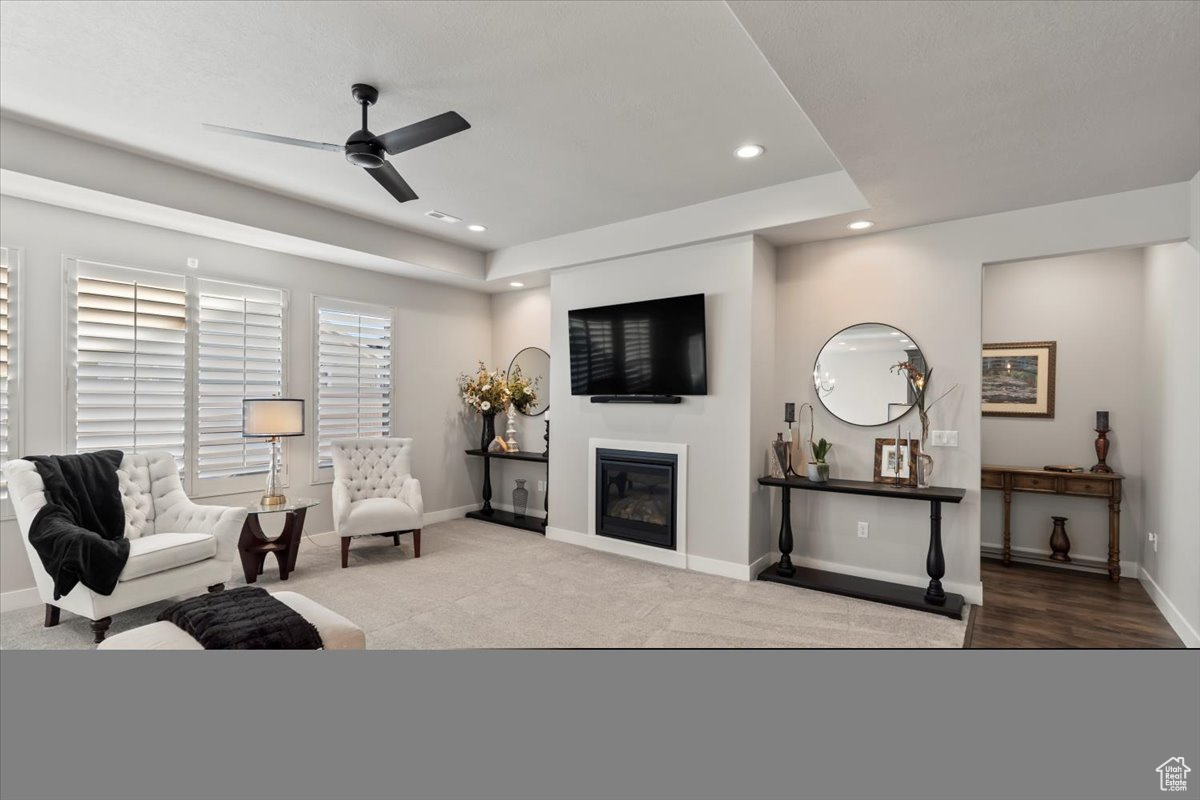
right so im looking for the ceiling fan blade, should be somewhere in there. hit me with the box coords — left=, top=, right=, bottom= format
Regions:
left=366, top=161, right=419, bottom=204
left=202, top=123, right=345, bottom=152
left=376, top=111, right=470, bottom=155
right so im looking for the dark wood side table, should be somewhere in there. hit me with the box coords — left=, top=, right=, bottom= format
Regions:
left=238, top=498, right=321, bottom=583
left=982, top=465, right=1123, bottom=581
left=757, top=476, right=967, bottom=619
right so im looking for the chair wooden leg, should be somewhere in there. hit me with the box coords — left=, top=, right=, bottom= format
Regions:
left=393, top=532, right=400, bottom=546
left=207, top=583, right=225, bottom=593
left=341, top=537, right=350, bottom=568
left=44, top=605, right=61, bottom=628
left=413, top=529, right=421, bottom=558
left=91, top=616, right=112, bottom=644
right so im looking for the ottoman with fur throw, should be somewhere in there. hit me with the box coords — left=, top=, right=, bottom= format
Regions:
left=98, top=590, right=365, bottom=650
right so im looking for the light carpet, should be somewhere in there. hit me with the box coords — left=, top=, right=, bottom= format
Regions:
left=1, top=518, right=967, bottom=649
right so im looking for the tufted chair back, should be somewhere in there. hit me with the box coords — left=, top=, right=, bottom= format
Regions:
left=331, top=438, right=414, bottom=502
left=3, top=450, right=188, bottom=539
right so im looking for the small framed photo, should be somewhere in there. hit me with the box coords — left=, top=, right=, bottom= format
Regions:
left=873, top=438, right=920, bottom=486
left=982, top=341, right=1057, bottom=418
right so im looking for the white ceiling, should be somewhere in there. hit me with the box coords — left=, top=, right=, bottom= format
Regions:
left=727, top=0, right=1200, bottom=244
left=0, top=0, right=841, bottom=250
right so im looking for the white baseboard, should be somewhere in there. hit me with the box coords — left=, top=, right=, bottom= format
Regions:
left=0, top=587, right=40, bottom=613
left=776, top=552, right=985, bottom=606
left=1138, top=567, right=1200, bottom=648
left=687, top=553, right=753, bottom=581
left=981, top=542, right=1138, bottom=578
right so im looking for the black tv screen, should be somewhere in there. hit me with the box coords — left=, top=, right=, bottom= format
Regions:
left=568, top=293, right=708, bottom=396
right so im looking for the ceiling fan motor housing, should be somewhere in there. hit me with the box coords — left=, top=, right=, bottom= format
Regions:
left=345, top=130, right=385, bottom=168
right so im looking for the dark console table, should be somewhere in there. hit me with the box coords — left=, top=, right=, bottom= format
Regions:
left=465, top=449, right=548, bottom=534
left=757, top=476, right=967, bottom=619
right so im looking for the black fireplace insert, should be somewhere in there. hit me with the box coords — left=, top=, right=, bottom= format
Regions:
left=595, top=448, right=678, bottom=549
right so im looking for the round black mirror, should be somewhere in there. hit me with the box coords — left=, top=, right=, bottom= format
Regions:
left=508, top=346, right=550, bottom=416
left=813, top=323, right=924, bottom=426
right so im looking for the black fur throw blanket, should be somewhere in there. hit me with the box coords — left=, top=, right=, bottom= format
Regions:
left=26, top=450, right=128, bottom=600
left=159, top=586, right=323, bottom=649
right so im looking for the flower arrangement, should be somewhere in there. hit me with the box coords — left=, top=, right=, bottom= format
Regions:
left=890, top=361, right=958, bottom=440
left=458, top=362, right=512, bottom=415
left=507, top=365, right=540, bottom=415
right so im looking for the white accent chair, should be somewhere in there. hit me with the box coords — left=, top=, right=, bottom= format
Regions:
left=331, top=438, right=423, bottom=568
left=3, top=451, right=248, bottom=643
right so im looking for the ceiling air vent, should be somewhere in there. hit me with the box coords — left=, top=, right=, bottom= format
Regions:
left=424, top=210, right=462, bottom=224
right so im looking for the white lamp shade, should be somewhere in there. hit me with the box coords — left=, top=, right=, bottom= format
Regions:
left=243, top=398, right=305, bottom=437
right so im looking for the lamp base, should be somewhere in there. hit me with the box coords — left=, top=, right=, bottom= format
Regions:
left=260, top=493, right=288, bottom=507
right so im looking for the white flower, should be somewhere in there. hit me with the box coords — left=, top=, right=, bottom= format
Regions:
left=481, top=384, right=491, bottom=392
left=480, top=401, right=492, bottom=411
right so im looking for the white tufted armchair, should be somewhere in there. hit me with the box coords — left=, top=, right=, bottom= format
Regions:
left=331, top=438, right=423, bottom=568
left=3, top=451, right=248, bottom=643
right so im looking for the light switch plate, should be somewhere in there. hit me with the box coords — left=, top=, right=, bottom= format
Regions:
left=930, top=430, right=959, bottom=447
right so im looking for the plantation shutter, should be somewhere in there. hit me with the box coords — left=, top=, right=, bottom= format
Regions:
left=196, top=279, right=285, bottom=480
left=71, top=261, right=187, bottom=462
left=0, top=248, right=12, bottom=501
left=315, top=301, right=392, bottom=469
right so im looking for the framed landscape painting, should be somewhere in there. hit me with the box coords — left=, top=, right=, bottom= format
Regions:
left=981, top=341, right=1056, bottom=418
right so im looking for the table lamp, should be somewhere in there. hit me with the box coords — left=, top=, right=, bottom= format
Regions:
left=242, top=398, right=305, bottom=506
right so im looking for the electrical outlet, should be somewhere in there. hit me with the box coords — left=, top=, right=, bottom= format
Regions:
left=537, top=480, right=546, bottom=493
left=186, top=257, right=199, bottom=269
left=857, top=521, right=869, bottom=539
left=1148, top=532, right=1158, bottom=552
left=930, top=430, right=959, bottom=447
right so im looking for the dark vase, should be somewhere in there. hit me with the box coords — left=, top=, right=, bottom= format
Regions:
left=480, top=412, right=496, bottom=450
left=513, top=479, right=529, bottom=518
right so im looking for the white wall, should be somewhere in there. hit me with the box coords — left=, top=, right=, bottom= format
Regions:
left=773, top=182, right=1193, bottom=605
left=0, top=195, right=492, bottom=600
left=489, top=287, right=552, bottom=516
left=1140, top=240, right=1200, bottom=646
left=981, top=249, right=1145, bottom=571
left=547, top=236, right=763, bottom=568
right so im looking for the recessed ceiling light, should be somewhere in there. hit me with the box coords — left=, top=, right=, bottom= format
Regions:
left=734, top=144, right=764, bottom=159
left=847, top=220, right=874, bottom=230
left=849, top=347, right=858, bottom=351
left=889, top=331, right=901, bottom=336
left=467, top=224, right=487, bottom=232
left=900, top=339, right=909, bottom=343
left=837, top=341, right=846, bottom=345
left=509, top=282, right=525, bottom=288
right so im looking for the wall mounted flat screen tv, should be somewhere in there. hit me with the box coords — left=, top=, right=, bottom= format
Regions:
left=568, top=293, right=708, bottom=396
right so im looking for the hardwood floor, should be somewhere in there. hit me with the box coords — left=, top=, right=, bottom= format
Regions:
left=966, top=558, right=1183, bottom=648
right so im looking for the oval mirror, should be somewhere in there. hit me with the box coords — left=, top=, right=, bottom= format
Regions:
left=508, top=346, right=550, bottom=416
left=813, top=323, right=925, bottom=427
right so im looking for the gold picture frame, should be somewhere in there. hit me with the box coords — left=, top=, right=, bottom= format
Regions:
left=982, top=341, right=1057, bottom=418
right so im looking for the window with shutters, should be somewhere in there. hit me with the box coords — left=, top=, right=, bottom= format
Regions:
left=195, top=279, right=286, bottom=488
left=1, top=246, right=17, bottom=512
left=313, top=297, right=392, bottom=474
left=68, top=260, right=188, bottom=464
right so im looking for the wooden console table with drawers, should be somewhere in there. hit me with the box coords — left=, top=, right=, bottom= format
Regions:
left=982, top=465, right=1123, bottom=582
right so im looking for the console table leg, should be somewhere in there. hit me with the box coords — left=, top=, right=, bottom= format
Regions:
left=777, top=488, right=795, bottom=577
left=481, top=454, right=494, bottom=515
left=925, top=500, right=946, bottom=605
left=1107, top=498, right=1121, bottom=583
left=1001, top=488, right=1013, bottom=566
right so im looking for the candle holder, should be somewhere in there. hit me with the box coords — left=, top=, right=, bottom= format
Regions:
left=1091, top=428, right=1113, bottom=473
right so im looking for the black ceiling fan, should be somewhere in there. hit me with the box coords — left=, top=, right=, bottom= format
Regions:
left=203, top=83, right=469, bottom=204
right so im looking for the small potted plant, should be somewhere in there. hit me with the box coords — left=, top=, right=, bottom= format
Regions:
left=808, top=438, right=832, bottom=483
